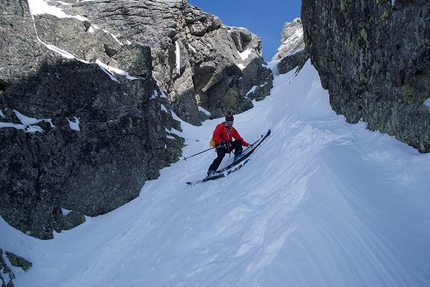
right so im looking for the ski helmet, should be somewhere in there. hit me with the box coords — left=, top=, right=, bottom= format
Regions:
left=225, top=112, right=234, bottom=122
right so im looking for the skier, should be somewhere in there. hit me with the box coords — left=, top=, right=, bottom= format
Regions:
left=207, top=112, right=250, bottom=177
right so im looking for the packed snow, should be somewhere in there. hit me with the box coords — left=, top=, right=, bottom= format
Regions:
left=1, top=61, right=430, bottom=287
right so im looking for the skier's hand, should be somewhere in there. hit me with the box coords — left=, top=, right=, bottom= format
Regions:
left=217, top=141, right=226, bottom=149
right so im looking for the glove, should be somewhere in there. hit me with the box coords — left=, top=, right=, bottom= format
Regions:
left=216, top=141, right=226, bottom=149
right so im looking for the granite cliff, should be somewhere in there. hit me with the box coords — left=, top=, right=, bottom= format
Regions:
left=272, top=18, right=305, bottom=62
left=301, top=0, right=430, bottom=152
left=0, top=0, right=185, bottom=240
left=0, top=0, right=272, bottom=240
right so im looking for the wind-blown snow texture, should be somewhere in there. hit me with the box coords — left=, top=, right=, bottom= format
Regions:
left=1, top=61, right=430, bottom=287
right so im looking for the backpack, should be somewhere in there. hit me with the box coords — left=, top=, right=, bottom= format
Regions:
left=210, top=123, right=224, bottom=147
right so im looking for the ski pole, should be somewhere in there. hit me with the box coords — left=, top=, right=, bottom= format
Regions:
left=184, top=147, right=215, bottom=160
left=244, top=134, right=263, bottom=153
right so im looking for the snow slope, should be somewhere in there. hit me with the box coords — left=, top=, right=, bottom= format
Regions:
left=1, top=61, right=430, bottom=287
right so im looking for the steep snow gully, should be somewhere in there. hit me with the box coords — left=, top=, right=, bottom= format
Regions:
left=1, top=61, right=430, bottom=287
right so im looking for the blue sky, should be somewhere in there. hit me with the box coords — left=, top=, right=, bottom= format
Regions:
left=187, top=0, right=302, bottom=61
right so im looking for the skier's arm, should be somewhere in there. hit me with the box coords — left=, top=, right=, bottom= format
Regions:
left=233, top=129, right=249, bottom=146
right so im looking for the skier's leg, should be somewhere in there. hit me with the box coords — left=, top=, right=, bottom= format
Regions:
left=208, top=147, right=227, bottom=173
left=232, top=140, right=243, bottom=156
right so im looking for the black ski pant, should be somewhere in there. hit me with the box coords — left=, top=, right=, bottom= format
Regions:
left=208, top=140, right=243, bottom=173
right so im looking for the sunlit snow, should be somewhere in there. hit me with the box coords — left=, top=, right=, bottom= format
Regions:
left=0, top=110, right=54, bottom=133
left=1, top=61, right=429, bottom=287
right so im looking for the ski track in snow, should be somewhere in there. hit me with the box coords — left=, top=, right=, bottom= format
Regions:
left=1, top=61, right=430, bottom=287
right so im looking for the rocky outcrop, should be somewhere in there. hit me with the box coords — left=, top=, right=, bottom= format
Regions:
left=1, top=248, right=32, bottom=286
left=56, top=0, right=273, bottom=124
left=272, top=18, right=305, bottom=62
left=0, top=0, right=272, bottom=239
left=5, top=250, right=32, bottom=271
left=271, top=18, right=308, bottom=76
left=0, top=248, right=14, bottom=286
left=301, top=0, right=430, bottom=152
left=277, top=49, right=308, bottom=75
left=0, top=0, right=183, bottom=239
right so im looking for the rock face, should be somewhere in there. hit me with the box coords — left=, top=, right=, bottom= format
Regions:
left=1, top=248, right=32, bottom=286
left=0, top=0, right=183, bottom=239
left=301, top=0, right=430, bottom=152
left=0, top=0, right=271, bottom=239
left=272, top=18, right=305, bottom=61
left=271, top=18, right=308, bottom=75
left=56, top=0, right=272, bottom=124
left=0, top=248, right=14, bottom=286
left=277, top=49, right=308, bottom=75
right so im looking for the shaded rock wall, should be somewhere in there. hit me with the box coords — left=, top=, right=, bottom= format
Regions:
left=0, top=0, right=182, bottom=239
left=0, top=0, right=273, bottom=239
left=302, top=0, right=430, bottom=152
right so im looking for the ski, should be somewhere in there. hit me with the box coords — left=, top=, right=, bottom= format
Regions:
left=186, top=159, right=250, bottom=185
left=186, top=129, right=271, bottom=185
left=217, top=129, right=271, bottom=173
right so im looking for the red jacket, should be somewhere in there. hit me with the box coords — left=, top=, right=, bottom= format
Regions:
left=213, top=122, right=249, bottom=147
